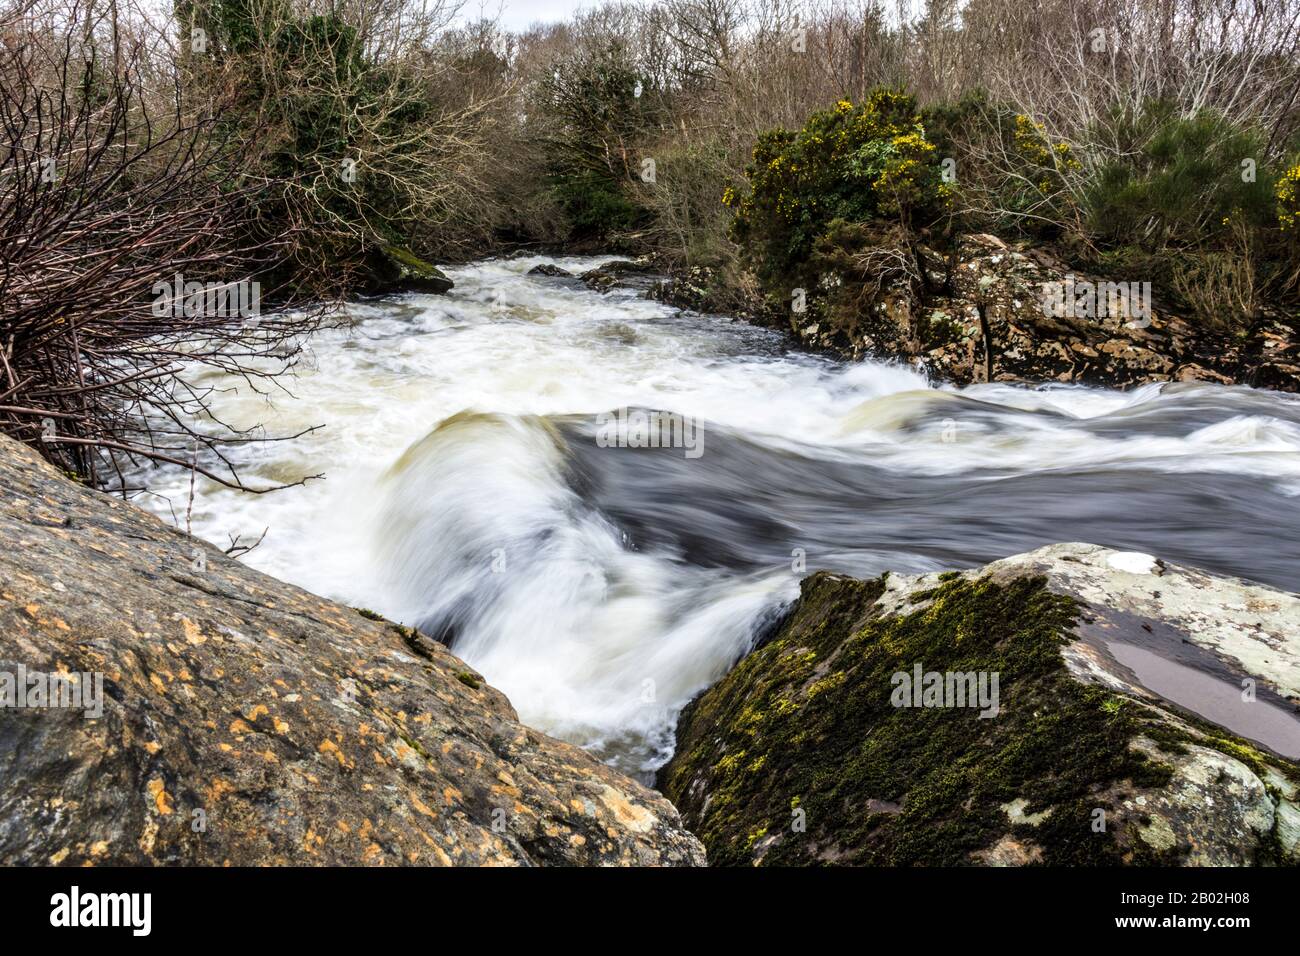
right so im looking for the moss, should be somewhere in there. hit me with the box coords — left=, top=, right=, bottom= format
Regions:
left=661, top=572, right=1180, bottom=866
left=1141, top=711, right=1300, bottom=787
left=367, top=244, right=453, bottom=293
left=455, top=671, right=483, bottom=690
left=1140, top=720, right=1191, bottom=757
left=381, top=244, right=433, bottom=272
left=354, top=607, right=384, bottom=621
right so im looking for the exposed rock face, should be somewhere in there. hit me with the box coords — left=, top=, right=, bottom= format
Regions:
left=0, top=437, right=703, bottom=866
left=660, top=543, right=1299, bottom=866
left=781, top=234, right=1299, bottom=392
left=650, top=265, right=777, bottom=324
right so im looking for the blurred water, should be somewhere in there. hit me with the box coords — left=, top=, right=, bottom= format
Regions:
left=137, top=254, right=1300, bottom=773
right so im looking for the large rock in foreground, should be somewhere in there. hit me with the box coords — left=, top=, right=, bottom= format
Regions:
left=0, top=437, right=703, bottom=866
left=660, top=544, right=1299, bottom=866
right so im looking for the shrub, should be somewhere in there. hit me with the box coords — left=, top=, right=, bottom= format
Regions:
left=920, top=91, right=1081, bottom=239
left=534, top=40, right=656, bottom=243
left=639, top=141, right=738, bottom=270
left=1072, top=108, right=1300, bottom=327
left=192, top=0, right=502, bottom=292
left=1279, top=161, right=1300, bottom=233
left=727, top=90, right=950, bottom=296
left=1084, top=105, right=1277, bottom=251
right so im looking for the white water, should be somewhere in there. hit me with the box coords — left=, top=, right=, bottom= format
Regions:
left=137, top=255, right=1300, bottom=774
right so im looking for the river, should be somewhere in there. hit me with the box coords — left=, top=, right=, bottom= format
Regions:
left=138, top=254, right=1300, bottom=776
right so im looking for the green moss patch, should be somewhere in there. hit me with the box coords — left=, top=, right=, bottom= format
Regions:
left=661, top=572, right=1174, bottom=865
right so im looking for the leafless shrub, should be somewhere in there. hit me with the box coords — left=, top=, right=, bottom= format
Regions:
left=0, top=0, right=326, bottom=491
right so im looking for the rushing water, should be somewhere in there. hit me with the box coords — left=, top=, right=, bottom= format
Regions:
left=139, top=254, right=1300, bottom=775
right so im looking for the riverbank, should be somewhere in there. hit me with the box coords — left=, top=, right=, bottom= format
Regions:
left=639, top=239, right=1300, bottom=393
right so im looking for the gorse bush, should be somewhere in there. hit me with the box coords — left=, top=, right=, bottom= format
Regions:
left=1085, top=105, right=1277, bottom=249
left=727, top=90, right=950, bottom=295
left=1276, top=160, right=1300, bottom=233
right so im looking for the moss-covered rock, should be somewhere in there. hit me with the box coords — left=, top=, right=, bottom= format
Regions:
left=365, top=244, right=454, bottom=295
left=660, top=544, right=1300, bottom=866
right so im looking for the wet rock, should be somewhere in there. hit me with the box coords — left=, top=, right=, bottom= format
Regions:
left=660, top=543, right=1299, bottom=866
left=0, top=436, right=703, bottom=866
left=526, top=264, right=575, bottom=279
left=650, top=269, right=715, bottom=314
left=579, top=258, right=662, bottom=294
left=649, top=266, right=776, bottom=324
left=365, top=244, right=454, bottom=295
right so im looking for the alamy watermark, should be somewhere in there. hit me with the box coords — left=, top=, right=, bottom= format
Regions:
left=1039, top=277, right=1151, bottom=328
left=1, top=664, right=103, bottom=718
left=890, top=663, right=999, bottom=718
left=595, top=408, right=704, bottom=459
left=151, top=274, right=261, bottom=323
left=50, top=886, right=150, bottom=936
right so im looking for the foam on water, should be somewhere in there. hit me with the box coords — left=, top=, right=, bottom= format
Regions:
left=136, top=255, right=1300, bottom=773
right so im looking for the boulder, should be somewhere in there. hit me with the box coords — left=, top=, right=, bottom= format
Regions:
left=365, top=244, right=454, bottom=295
left=579, top=258, right=661, bottom=294
left=0, top=436, right=703, bottom=866
left=660, top=543, right=1299, bottom=866
left=526, top=264, right=575, bottom=279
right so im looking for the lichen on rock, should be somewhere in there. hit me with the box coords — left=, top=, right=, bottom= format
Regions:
left=0, top=436, right=703, bottom=866
left=660, top=545, right=1300, bottom=866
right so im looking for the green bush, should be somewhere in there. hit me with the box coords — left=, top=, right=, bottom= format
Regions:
left=727, top=89, right=950, bottom=296
left=549, top=168, right=643, bottom=238
left=1084, top=105, right=1277, bottom=250
left=1074, top=107, right=1300, bottom=326
left=925, top=92, right=1300, bottom=328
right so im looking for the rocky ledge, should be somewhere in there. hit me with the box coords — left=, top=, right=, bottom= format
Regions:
left=660, top=544, right=1300, bottom=866
left=909, top=235, right=1299, bottom=391
left=652, top=235, right=1299, bottom=392
left=0, top=436, right=703, bottom=866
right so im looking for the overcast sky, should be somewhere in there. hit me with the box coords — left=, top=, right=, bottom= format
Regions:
left=471, top=0, right=925, bottom=34
left=463, top=0, right=611, bottom=32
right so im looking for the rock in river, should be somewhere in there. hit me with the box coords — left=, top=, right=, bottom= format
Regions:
left=660, top=543, right=1300, bottom=866
left=364, top=244, right=454, bottom=295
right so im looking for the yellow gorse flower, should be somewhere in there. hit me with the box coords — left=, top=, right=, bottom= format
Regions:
left=1278, top=163, right=1300, bottom=231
